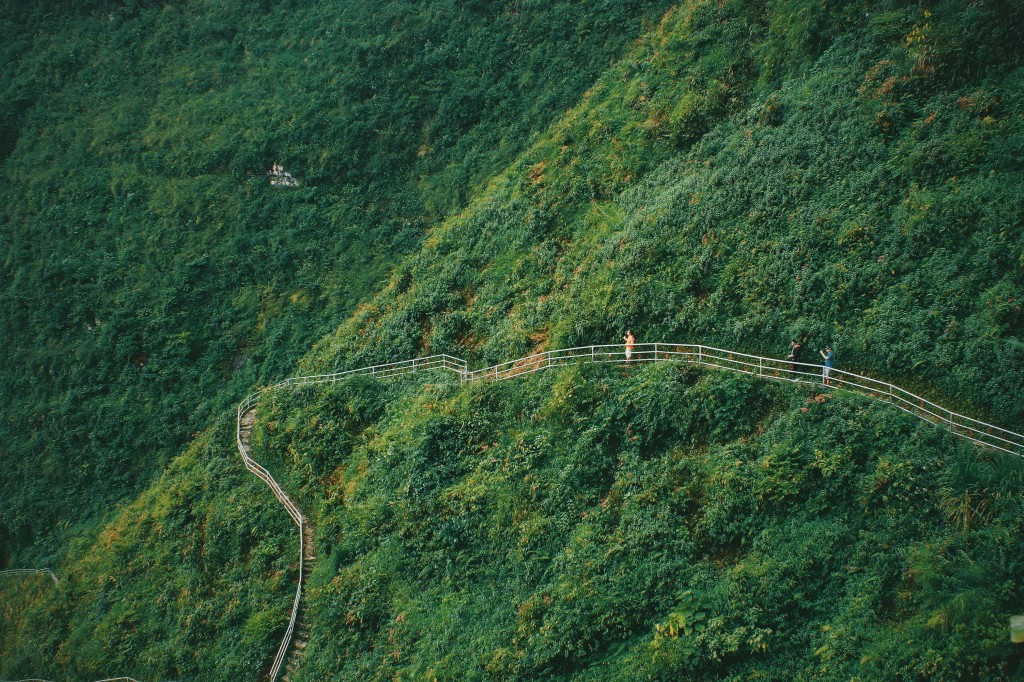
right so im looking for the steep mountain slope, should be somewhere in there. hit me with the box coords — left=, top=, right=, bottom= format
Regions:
left=248, top=363, right=1024, bottom=679
left=0, top=418, right=297, bottom=679
left=0, top=0, right=670, bottom=563
left=307, top=0, right=1024, bottom=430
left=2, top=0, right=1024, bottom=679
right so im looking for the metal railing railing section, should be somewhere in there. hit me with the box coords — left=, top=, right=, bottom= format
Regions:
left=279, top=354, right=467, bottom=389
left=236, top=395, right=302, bottom=682
left=235, top=353, right=467, bottom=680
left=456, top=343, right=1021, bottom=457
left=0, top=568, right=59, bottom=587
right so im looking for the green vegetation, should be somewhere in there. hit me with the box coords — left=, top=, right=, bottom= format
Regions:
left=0, top=0, right=668, bottom=560
left=3, top=0, right=1024, bottom=678
left=249, top=364, right=1024, bottom=679
left=0, top=419, right=296, bottom=679
left=310, top=0, right=1024, bottom=431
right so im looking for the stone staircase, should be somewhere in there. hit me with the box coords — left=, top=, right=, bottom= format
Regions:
left=281, top=519, right=316, bottom=682
left=238, top=409, right=316, bottom=682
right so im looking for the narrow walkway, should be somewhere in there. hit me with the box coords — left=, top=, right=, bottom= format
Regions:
left=238, top=408, right=314, bottom=682
left=283, top=520, right=317, bottom=682
left=0, top=568, right=59, bottom=586
left=237, top=341, right=1024, bottom=680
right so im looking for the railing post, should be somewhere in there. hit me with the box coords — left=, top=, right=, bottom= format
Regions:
left=591, top=346, right=595, bottom=360
left=698, top=346, right=702, bottom=366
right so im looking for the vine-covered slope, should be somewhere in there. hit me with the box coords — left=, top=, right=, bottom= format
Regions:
left=308, top=0, right=1024, bottom=430
left=247, top=364, right=1023, bottom=679
left=3, top=0, right=1024, bottom=679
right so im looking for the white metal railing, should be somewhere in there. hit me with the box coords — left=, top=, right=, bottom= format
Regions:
left=460, top=343, right=1023, bottom=457
left=237, top=397, right=301, bottom=682
left=0, top=569, right=59, bottom=587
left=238, top=342, right=1023, bottom=679
left=234, top=355, right=472, bottom=680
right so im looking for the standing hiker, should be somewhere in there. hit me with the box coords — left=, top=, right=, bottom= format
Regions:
left=786, top=339, right=802, bottom=378
left=624, top=330, right=636, bottom=364
left=820, top=346, right=834, bottom=386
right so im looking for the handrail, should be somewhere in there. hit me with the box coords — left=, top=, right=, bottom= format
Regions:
left=234, top=354, right=471, bottom=680
left=237, top=400, right=301, bottom=682
left=238, top=340, right=1023, bottom=680
left=0, top=569, right=59, bottom=587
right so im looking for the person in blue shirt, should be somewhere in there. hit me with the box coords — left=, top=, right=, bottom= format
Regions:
left=819, top=346, right=834, bottom=385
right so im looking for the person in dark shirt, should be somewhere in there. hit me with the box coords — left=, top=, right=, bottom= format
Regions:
left=787, top=340, right=802, bottom=379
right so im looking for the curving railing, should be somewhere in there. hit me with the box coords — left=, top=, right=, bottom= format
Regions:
left=238, top=343, right=1023, bottom=680
left=0, top=569, right=59, bottom=587
left=462, top=343, right=1024, bottom=457
left=235, top=355, right=466, bottom=681
left=237, top=394, right=301, bottom=682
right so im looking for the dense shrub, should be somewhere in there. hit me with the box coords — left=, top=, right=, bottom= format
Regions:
left=0, top=0, right=671, bottom=562
left=247, top=363, right=1024, bottom=680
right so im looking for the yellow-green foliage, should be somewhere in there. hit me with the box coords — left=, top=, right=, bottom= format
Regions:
left=0, top=422, right=295, bottom=679
left=308, top=0, right=1024, bottom=439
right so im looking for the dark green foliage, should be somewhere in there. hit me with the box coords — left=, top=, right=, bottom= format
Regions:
left=245, top=364, right=1024, bottom=679
left=0, top=0, right=670, bottom=561
left=4, top=0, right=1024, bottom=678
